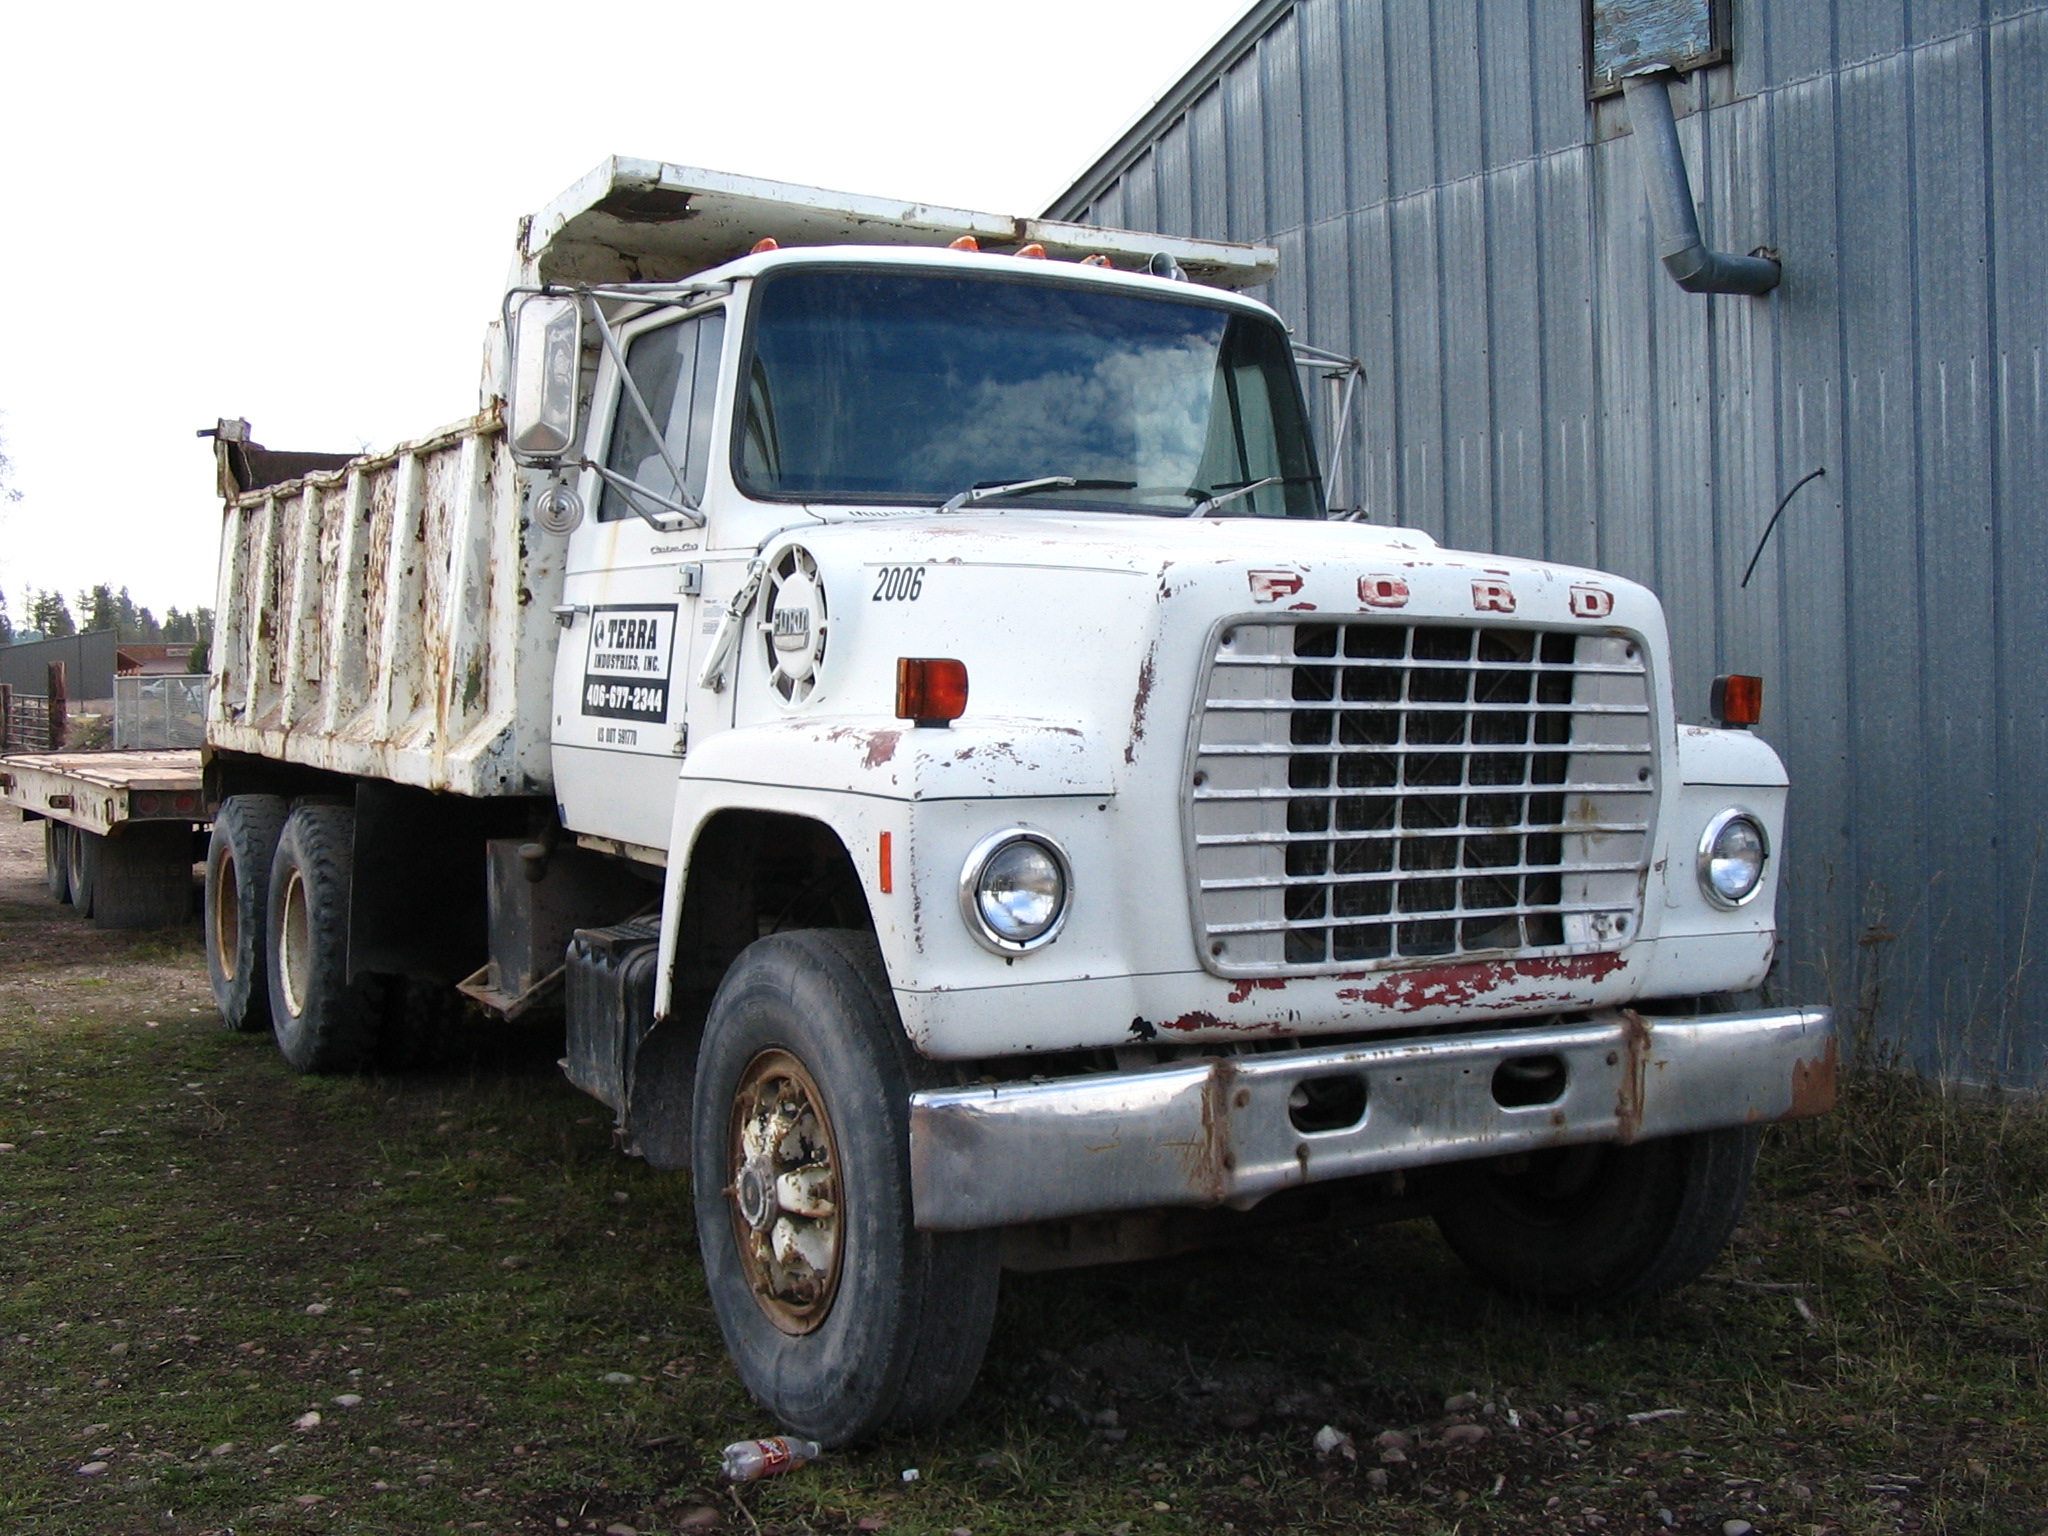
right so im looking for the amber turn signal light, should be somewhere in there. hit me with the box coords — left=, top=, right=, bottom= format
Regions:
left=948, top=235, right=980, bottom=251
left=750, top=237, right=779, bottom=253
left=1711, top=674, right=1763, bottom=727
left=897, top=658, right=968, bottom=726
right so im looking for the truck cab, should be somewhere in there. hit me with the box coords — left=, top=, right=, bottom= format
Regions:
left=201, top=159, right=1832, bottom=1449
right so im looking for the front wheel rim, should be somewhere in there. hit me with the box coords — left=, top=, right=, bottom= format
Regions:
left=214, top=852, right=242, bottom=981
left=727, top=1048, right=844, bottom=1335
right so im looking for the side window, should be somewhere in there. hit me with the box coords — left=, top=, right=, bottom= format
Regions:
left=599, top=309, right=727, bottom=522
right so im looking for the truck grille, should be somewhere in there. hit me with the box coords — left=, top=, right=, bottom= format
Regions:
left=1188, top=620, right=1656, bottom=977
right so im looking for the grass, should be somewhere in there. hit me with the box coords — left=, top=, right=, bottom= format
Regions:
left=0, top=829, right=2042, bottom=1533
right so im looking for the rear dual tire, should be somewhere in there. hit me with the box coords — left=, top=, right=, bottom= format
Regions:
left=266, top=803, right=379, bottom=1074
left=207, top=795, right=288, bottom=1032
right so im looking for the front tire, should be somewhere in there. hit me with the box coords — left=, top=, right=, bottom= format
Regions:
left=206, top=795, right=288, bottom=1032
left=265, top=803, right=376, bottom=1074
left=1431, top=1127, right=1760, bottom=1307
left=691, top=929, right=1001, bottom=1446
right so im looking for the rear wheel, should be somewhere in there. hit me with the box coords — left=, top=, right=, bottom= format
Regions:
left=65, top=826, right=98, bottom=919
left=692, top=929, right=1001, bottom=1445
left=206, top=795, right=288, bottom=1032
left=266, top=803, right=377, bottom=1074
left=44, top=821, right=71, bottom=904
left=90, top=824, right=197, bottom=930
left=1430, top=1126, right=1761, bottom=1307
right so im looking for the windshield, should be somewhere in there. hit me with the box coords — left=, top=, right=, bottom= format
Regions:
left=736, top=267, right=1323, bottom=516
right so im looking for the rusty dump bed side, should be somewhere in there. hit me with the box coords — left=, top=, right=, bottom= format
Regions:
left=0, top=750, right=205, bottom=836
left=207, top=411, right=565, bottom=799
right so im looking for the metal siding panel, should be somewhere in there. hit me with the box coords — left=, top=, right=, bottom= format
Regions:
left=1591, top=134, right=1661, bottom=592
left=1261, top=9, right=1308, bottom=240
left=1839, top=0, right=1907, bottom=70
left=1758, top=70, right=1857, bottom=1023
left=1989, top=10, right=2048, bottom=1081
left=1224, top=50, right=1269, bottom=243
left=1121, top=146, right=1160, bottom=237
left=1538, top=147, right=1603, bottom=571
left=1532, top=0, right=1590, bottom=155
left=1390, top=193, right=1446, bottom=538
left=1351, top=204, right=1403, bottom=527
left=1301, top=0, right=1349, bottom=224
left=1432, top=0, right=1484, bottom=183
left=1758, top=0, right=1839, bottom=84
left=1486, top=159, right=1547, bottom=560
left=1479, top=0, right=1538, bottom=166
left=1911, top=29, right=2004, bottom=1073
left=1385, top=0, right=1438, bottom=196
left=1155, top=117, right=1194, bottom=239
left=1438, top=176, right=1496, bottom=553
left=1344, top=0, right=1391, bottom=209
left=1836, top=50, right=1935, bottom=1056
left=1189, top=84, right=1231, bottom=243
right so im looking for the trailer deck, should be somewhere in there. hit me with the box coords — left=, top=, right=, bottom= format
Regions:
left=0, top=750, right=206, bottom=836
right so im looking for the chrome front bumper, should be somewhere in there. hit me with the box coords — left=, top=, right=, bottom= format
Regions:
left=907, top=1006, right=1834, bottom=1231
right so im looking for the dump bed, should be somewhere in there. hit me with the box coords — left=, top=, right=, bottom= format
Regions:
left=207, top=412, right=563, bottom=798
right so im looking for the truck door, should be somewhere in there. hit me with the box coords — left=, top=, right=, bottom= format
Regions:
left=551, top=305, right=726, bottom=855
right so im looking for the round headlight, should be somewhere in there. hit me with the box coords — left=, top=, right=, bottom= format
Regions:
left=1698, top=809, right=1769, bottom=908
left=960, top=832, right=1070, bottom=953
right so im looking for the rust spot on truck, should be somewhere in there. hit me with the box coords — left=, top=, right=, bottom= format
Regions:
left=1788, top=1034, right=1839, bottom=1119
left=1181, top=1059, right=1238, bottom=1205
left=1126, top=642, right=1158, bottom=764
left=1335, top=952, right=1627, bottom=1012
left=1614, top=1009, right=1652, bottom=1142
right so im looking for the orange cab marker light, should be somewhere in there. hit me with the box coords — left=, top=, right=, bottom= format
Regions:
left=948, top=235, right=980, bottom=251
left=879, top=831, right=894, bottom=894
left=1711, top=674, right=1763, bottom=728
left=897, top=657, right=969, bottom=726
left=1079, top=253, right=1112, bottom=267
left=1016, top=243, right=1047, bottom=259
left=750, top=237, right=779, bottom=253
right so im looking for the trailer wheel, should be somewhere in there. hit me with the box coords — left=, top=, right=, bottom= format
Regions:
left=44, top=821, right=71, bottom=904
left=91, top=824, right=198, bottom=930
left=265, top=802, right=377, bottom=1074
left=65, top=826, right=99, bottom=919
left=206, top=795, right=288, bottom=1033
left=1430, top=1126, right=1761, bottom=1307
left=692, top=929, right=1000, bottom=1446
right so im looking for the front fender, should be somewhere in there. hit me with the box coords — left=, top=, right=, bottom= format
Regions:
left=654, top=717, right=1119, bottom=1023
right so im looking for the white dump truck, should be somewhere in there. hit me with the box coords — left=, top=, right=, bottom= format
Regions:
left=115, top=158, right=1840, bottom=1444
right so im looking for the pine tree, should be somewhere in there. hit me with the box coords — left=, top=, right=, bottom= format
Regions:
left=78, top=583, right=118, bottom=634
left=26, top=589, right=75, bottom=638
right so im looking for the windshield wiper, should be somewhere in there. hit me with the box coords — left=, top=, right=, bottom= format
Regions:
left=937, top=476, right=1136, bottom=514
left=1185, top=476, right=1284, bottom=518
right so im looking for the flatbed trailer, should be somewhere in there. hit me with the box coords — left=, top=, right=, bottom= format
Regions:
left=2, top=749, right=209, bottom=929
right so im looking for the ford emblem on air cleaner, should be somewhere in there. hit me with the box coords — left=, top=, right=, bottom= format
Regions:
left=771, top=605, right=811, bottom=652
left=1248, top=570, right=1305, bottom=603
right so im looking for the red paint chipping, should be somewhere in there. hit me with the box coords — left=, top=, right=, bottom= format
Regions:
left=1226, top=977, right=1290, bottom=1005
left=862, top=730, right=901, bottom=769
left=1335, top=953, right=1627, bottom=1012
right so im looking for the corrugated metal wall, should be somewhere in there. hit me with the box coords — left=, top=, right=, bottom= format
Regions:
left=1050, top=0, right=2048, bottom=1085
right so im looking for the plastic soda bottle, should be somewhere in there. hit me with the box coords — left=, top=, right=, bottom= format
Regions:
left=721, top=1436, right=822, bottom=1482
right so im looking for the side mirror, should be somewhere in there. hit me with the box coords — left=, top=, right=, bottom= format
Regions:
left=507, top=294, right=582, bottom=462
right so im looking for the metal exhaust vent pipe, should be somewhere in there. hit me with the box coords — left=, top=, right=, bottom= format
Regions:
left=1622, top=72, right=1780, bottom=297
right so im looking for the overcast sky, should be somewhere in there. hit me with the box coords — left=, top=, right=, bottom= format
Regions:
left=0, top=0, right=1246, bottom=624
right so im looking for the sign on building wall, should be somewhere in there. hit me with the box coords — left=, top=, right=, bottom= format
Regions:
left=1585, top=0, right=1728, bottom=96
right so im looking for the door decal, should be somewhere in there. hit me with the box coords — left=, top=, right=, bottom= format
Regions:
left=582, top=604, right=678, bottom=723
